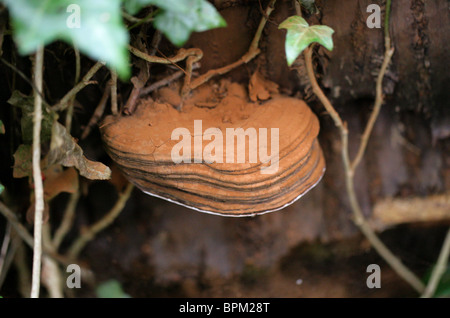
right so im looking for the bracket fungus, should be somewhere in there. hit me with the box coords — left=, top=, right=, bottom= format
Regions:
left=101, top=79, right=325, bottom=216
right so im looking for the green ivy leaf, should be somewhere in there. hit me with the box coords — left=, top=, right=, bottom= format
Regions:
left=123, top=0, right=188, bottom=14
left=2, top=0, right=130, bottom=79
left=297, top=0, right=318, bottom=14
left=123, top=0, right=159, bottom=15
left=123, top=0, right=226, bottom=47
left=279, top=16, right=334, bottom=66
left=423, top=265, right=450, bottom=297
left=0, top=120, right=5, bottom=134
left=96, top=280, right=130, bottom=298
left=0, top=183, right=4, bottom=195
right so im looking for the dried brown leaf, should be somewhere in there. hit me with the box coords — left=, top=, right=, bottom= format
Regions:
left=47, top=122, right=111, bottom=180
left=43, top=165, right=79, bottom=201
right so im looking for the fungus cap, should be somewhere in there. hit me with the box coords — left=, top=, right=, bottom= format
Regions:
left=101, top=80, right=325, bottom=216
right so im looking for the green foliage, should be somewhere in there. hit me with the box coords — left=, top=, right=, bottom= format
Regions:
left=7, top=91, right=55, bottom=144
left=297, top=0, right=318, bottom=14
left=424, top=265, right=450, bottom=297
left=124, top=0, right=227, bottom=47
left=2, top=0, right=130, bottom=79
left=1, top=0, right=226, bottom=79
left=96, top=279, right=131, bottom=298
left=279, top=16, right=334, bottom=66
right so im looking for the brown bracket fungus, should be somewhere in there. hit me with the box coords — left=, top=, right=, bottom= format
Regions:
left=101, top=79, right=325, bottom=216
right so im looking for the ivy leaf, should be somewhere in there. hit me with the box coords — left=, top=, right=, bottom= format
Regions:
left=12, top=144, right=33, bottom=178
left=0, top=120, right=5, bottom=134
left=2, top=0, right=130, bottom=79
left=297, top=0, right=318, bottom=14
left=123, top=0, right=160, bottom=15
left=0, top=183, right=4, bottom=195
left=123, top=0, right=187, bottom=15
left=423, top=265, right=450, bottom=297
left=96, top=279, right=130, bottom=298
left=7, top=91, right=55, bottom=144
left=279, top=16, right=334, bottom=66
left=123, top=0, right=226, bottom=47
left=43, top=165, right=79, bottom=201
left=47, top=121, right=111, bottom=180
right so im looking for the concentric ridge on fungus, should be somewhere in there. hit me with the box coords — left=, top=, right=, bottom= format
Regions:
left=101, top=80, right=325, bottom=216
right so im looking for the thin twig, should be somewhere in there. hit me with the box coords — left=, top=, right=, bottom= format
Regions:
left=65, top=46, right=81, bottom=131
left=0, top=201, right=34, bottom=248
left=249, top=0, right=277, bottom=54
left=67, top=183, right=134, bottom=260
left=302, top=0, right=425, bottom=293
left=351, top=0, right=394, bottom=171
left=110, top=71, right=118, bottom=115
left=0, top=222, right=11, bottom=274
left=0, top=229, right=21, bottom=290
left=31, top=46, right=45, bottom=298
left=149, top=30, right=162, bottom=57
left=190, top=0, right=277, bottom=90
left=81, top=82, right=111, bottom=139
left=422, top=227, right=450, bottom=298
left=305, top=45, right=424, bottom=295
left=0, top=223, right=11, bottom=273
left=14, top=241, right=31, bottom=298
left=129, top=45, right=203, bottom=102
left=123, top=76, right=144, bottom=115
left=345, top=170, right=425, bottom=293
left=140, top=63, right=200, bottom=96
left=0, top=57, right=47, bottom=103
left=0, top=201, right=72, bottom=266
left=122, top=10, right=142, bottom=23
left=123, top=26, right=154, bottom=114
left=41, top=255, right=63, bottom=298
left=304, top=46, right=345, bottom=129
left=52, top=61, right=104, bottom=112
left=294, top=0, right=302, bottom=16
left=190, top=57, right=251, bottom=90
left=128, top=10, right=157, bottom=30
left=350, top=49, right=394, bottom=171
left=384, top=0, right=392, bottom=51
left=41, top=223, right=63, bottom=298
left=129, top=45, right=202, bottom=66
left=52, top=189, right=80, bottom=250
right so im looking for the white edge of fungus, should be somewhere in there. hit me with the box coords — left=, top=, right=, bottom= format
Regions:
left=141, top=166, right=326, bottom=217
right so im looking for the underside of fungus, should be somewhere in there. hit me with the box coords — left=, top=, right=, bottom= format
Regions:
left=101, top=79, right=325, bottom=216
